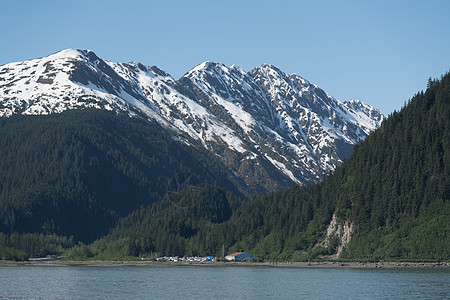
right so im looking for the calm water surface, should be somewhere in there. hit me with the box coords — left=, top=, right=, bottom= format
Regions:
left=0, top=265, right=449, bottom=299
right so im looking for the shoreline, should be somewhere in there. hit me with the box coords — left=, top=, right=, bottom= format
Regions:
left=1, top=260, right=449, bottom=269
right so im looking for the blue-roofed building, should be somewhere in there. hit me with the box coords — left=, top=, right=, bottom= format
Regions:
left=225, top=252, right=255, bottom=261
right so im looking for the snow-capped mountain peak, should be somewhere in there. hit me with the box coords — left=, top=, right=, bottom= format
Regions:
left=0, top=50, right=384, bottom=192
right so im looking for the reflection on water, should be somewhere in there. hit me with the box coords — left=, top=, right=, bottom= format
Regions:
left=0, top=265, right=449, bottom=299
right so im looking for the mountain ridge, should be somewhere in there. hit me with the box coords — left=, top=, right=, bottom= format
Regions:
left=0, top=49, right=384, bottom=191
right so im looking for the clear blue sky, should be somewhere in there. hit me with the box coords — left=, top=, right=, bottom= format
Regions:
left=1, top=0, right=449, bottom=115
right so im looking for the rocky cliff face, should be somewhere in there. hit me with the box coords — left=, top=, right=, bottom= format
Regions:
left=0, top=49, right=384, bottom=192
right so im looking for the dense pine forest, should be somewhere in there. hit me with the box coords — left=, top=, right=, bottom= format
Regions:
left=1, top=73, right=449, bottom=261
left=0, top=110, right=249, bottom=245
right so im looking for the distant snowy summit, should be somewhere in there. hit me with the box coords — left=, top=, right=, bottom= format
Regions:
left=0, top=49, right=384, bottom=192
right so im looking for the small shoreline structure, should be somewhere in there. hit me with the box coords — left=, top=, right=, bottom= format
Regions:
left=27, top=255, right=63, bottom=262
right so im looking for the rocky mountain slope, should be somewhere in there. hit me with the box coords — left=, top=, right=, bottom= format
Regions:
left=0, top=49, right=384, bottom=191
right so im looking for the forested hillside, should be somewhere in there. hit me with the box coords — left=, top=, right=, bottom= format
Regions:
left=0, top=110, right=249, bottom=243
left=79, top=183, right=333, bottom=261
left=335, top=74, right=449, bottom=260
left=84, top=73, right=449, bottom=261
